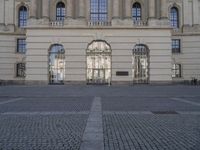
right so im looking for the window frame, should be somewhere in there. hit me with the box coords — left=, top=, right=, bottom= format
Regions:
left=16, top=38, right=26, bottom=54
left=16, top=63, right=26, bottom=78
left=56, top=2, right=66, bottom=21
left=172, top=64, right=182, bottom=78
left=90, top=0, right=108, bottom=22
left=172, top=39, right=181, bottom=54
left=170, top=7, right=179, bottom=28
left=132, top=2, right=142, bottom=21
left=18, top=6, right=28, bottom=28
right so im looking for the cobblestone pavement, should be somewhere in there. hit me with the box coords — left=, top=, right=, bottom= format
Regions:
left=0, top=97, right=92, bottom=113
left=0, top=85, right=199, bottom=150
left=0, top=96, right=19, bottom=102
left=102, top=97, right=200, bottom=111
left=103, top=114, right=200, bottom=150
left=0, top=114, right=88, bottom=150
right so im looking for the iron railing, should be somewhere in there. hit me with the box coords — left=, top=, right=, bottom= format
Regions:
left=88, top=21, right=111, bottom=26
left=50, top=21, right=64, bottom=27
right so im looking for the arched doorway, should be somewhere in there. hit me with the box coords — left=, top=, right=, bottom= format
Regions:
left=132, top=44, right=149, bottom=83
left=86, top=40, right=111, bottom=84
left=49, top=44, right=65, bottom=84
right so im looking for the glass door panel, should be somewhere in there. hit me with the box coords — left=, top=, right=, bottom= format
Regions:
left=49, top=45, right=65, bottom=84
left=132, top=44, right=149, bottom=84
left=86, top=41, right=111, bottom=84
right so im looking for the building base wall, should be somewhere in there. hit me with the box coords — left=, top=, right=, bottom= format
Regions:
left=25, top=80, right=48, bottom=86
left=1, top=79, right=199, bottom=86
left=0, top=80, right=25, bottom=85
left=26, top=28, right=172, bottom=84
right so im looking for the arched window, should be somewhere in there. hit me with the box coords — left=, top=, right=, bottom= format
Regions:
left=18, top=6, right=28, bottom=27
left=90, top=0, right=108, bottom=22
left=132, top=2, right=141, bottom=21
left=170, top=7, right=179, bottom=28
left=56, top=2, right=65, bottom=21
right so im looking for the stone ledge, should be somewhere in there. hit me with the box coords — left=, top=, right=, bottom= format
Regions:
left=25, top=80, right=48, bottom=86
left=0, top=80, right=25, bottom=86
left=1, top=80, right=198, bottom=86
left=183, top=24, right=200, bottom=33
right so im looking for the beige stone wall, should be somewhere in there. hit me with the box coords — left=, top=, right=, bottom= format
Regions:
left=0, top=34, right=25, bottom=81
left=26, top=28, right=172, bottom=83
left=172, top=35, right=200, bottom=81
left=0, top=0, right=199, bottom=27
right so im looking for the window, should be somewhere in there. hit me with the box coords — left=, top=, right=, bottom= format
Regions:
left=17, top=39, right=26, bottom=53
left=56, top=2, right=65, bottom=21
left=16, top=63, right=26, bottom=77
left=172, top=64, right=181, bottom=78
left=172, top=39, right=181, bottom=53
left=18, top=6, right=28, bottom=27
left=90, top=0, right=108, bottom=22
left=170, top=7, right=179, bottom=28
left=132, top=2, right=141, bottom=21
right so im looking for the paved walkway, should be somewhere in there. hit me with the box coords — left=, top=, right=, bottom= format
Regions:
left=0, top=85, right=199, bottom=150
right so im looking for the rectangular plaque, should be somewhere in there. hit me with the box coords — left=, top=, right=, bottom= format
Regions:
left=116, top=71, right=129, bottom=76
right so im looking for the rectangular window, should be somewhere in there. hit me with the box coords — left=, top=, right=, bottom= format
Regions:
left=90, top=0, right=107, bottom=22
left=172, top=64, right=181, bottom=78
left=16, top=63, right=25, bottom=77
left=17, top=39, right=26, bottom=53
left=172, top=39, right=181, bottom=53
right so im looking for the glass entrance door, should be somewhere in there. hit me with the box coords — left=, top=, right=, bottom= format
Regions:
left=86, top=40, right=111, bottom=84
left=49, top=44, right=65, bottom=84
left=132, top=44, right=149, bottom=83
left=92, top=69, right=105, bottom=84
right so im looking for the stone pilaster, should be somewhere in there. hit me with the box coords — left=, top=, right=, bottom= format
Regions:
left=159, top=0, right=170, bottom=27
left=148, top=0, right=157, bottom=26
left=30, top=0, right=37, bottom=18
left=193, top=0, right=199, bottom=25
left=149, top=0, right=156, bottom=18
left=122, top=0, right=132, bottom=26
left=67, top=0, right=73, bottom=19
left=193, top=0, right=200, bottom=25
left=78, top=0, right=85, bottom=18
left=112, top=0, right=120, bottom=19
left=42, top=0, right=49, bottom=19
left=0, top=0, right=4, bottom=25
left=5, top=0, right=14, bottom=25
left=124, top=0, right=132, bottom=19
left=160, top=0, right=167, bottom=19
left=188, top=0, right=193, bottom=26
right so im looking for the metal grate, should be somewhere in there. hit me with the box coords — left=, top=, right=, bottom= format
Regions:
left=152, top=111, right=179, bottom=115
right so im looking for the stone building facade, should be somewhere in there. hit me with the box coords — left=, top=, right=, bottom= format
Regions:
left=0, top=0, right=200, bottom=85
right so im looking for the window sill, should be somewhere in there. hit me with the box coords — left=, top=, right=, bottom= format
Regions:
left=172, top=52, right=183, bottom=55
left=172, top=77, right=183, bottom=80
left=15, top=52, right=26, bottom=54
